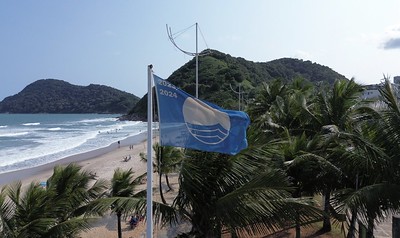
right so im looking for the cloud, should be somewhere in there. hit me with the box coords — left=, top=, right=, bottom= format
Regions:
left=383, top=38, right=400, bottom=49
left=381, top=24, right=400, bottom=50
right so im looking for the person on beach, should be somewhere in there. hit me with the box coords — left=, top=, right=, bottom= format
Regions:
left=129, top=214, right=138, bottom=229
left=117, top=141, right=120, bottom=148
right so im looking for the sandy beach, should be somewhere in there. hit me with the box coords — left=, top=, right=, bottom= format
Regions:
left=0, top=134, right=185, bottom=238
left=0, top=131, right=149, bottom=187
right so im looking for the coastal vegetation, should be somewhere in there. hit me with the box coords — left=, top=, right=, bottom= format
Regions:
left=1, top=51, right=398, bottom=237
left=2, top=77, right=399, bottom=237
left=103, top=168, right=146, bottom=238
left=141, top=77, right=399, bottom=238
left=139, top=143, right=183, bottom=204
left=0, top=164, right=108, bottom=237
left=125, top=49, right=346, bottom=121
left=0, top=79, right=139, bottom=114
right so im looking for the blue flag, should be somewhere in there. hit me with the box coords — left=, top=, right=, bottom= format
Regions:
left=153, top=74, right=250, bottom=155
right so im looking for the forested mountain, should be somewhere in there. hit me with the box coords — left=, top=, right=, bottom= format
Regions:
left=0, top=79, right=139, bottom=113
left=125, top=49, right=347, bottom=120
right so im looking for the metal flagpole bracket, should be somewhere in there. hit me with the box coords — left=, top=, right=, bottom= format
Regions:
left=166, top=23, right=210, bottom=98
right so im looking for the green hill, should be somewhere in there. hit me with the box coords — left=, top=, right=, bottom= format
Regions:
left=0, top=79, right=139, bottom=114
left=124, top=49, right=347, bottom=120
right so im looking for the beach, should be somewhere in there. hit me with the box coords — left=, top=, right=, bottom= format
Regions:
left=0, top=133, right=185, bottom=238
left=0, top=131, right=149, bottom=187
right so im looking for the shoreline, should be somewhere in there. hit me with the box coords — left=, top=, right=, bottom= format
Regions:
left=0, top=131, right=150, bottom=187
left=0, top=130, right=165, bottom=237
left=0, top=129, right=187, bottom=237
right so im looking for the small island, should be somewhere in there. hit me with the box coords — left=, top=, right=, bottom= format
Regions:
left=0, top=79, right=139, bottom=114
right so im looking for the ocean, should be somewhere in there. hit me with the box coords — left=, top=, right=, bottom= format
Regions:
left=0, top=114, right=148, bottom=174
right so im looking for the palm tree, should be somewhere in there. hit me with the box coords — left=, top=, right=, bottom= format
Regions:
left=0, top=182, right=51, bottom=238
left=248, top=78, right=334, bottom=237
left=140, top=142, right=183, bottom=204
left=153, top=143, right=322, bottom=237
left=0, top=186, right=14, bottom=237
left=282, top=133, right=343, bottom=237
left=247, top=77, right=372, bottom=237
left=247, top=79, right=287, bottom=120
left=334, top=78, right=400, bottom=238
left=109, top=168, right=145, bottom=238
left=159, top=145, right=183, bottom=192
left=0, top=163, right=108, bottom=238
left=301, top=78, right=365, bottom=232
left=247, top=78, right=314, bottom=138
left=45, top=164, right=108, bottom=222
left=309, top=78, right=400, bottom=238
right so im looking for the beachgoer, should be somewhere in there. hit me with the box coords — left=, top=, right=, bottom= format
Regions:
left=129, top=215, right=138, bottom=229
left=117, top=141, right=120, bottom=148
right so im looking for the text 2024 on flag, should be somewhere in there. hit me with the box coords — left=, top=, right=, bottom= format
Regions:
left=153, top=74, right=250, bottom=155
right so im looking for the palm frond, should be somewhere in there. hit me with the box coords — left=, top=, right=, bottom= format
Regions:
left=333, top=183, right=400, bottom=223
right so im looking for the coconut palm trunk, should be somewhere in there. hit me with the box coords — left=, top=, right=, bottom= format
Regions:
left=346, top=208, right=357, bottom=238
left=165, top=174, right=173, bottom=192
left=293, top=189, right=302, bottom=238
left=157, top=146, right=167, bottom=204
left=322, top=190, right=332, bottom=232
left=366, top=214, right=375, bottom=238
left=295, top=215, right=301, bottom=238
left=159, top=166, right=167, bottom=204
left=117, top=211, right=122, bottom=238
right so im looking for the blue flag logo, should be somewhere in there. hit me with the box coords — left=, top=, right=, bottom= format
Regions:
left=153, top=74, right=250, bottom=155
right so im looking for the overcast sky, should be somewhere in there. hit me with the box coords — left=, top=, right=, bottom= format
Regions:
left=1, top=1, right=400, bottom=101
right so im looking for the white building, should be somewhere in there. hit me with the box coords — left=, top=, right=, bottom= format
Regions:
left=360, top=76, right=400, bottom=109
left=361, top=84, right=380, bottom=100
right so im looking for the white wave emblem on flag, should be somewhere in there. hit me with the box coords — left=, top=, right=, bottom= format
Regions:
left=183, top=97, right=230, bottom=145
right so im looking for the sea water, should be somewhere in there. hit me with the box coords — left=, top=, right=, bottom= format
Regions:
left=0, top=114, right=147, bottom=174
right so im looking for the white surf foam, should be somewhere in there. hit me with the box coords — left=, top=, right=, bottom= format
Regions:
left=0, top=132, right=29, bottom=137
left=22, top=122, right=40, bottom=126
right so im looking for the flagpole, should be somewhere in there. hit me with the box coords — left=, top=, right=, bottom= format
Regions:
left=146, top=64, right=153, bottom=238
left=195, top=22, right=198, bottom=98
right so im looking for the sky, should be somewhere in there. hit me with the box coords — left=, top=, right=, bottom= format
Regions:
left=1, top=1, right=400, bottom=101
